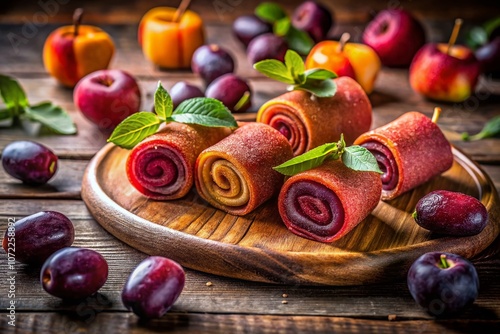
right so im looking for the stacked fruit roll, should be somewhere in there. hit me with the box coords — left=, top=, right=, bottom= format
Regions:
left=126, top=122, right=232, bottom=200
left=278, top=160, right=382, bottom=243
left=195, top=123, right=293, bottom=216
left=354, top=111, right=453, bottom=200
left=256, top=76, right=372, bottom=156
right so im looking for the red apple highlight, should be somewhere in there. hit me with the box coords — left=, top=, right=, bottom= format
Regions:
left=74, top=69, right=141, bottom=130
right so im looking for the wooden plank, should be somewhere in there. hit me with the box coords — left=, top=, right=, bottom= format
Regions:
left=0, top=159, right=86, bottom=199
left=0, top=0, right=497, bottom=24
left=1, top=312, right=500, bottom=334
left=0, top=200, right=499, bottom=319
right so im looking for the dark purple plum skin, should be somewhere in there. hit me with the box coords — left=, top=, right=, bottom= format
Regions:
left=122, top=256, right=185, bottom=319
left=205, top=74, right=252, bottom=113
left=291, top=1, right=333, bottom=43
left=475, top=36, right=500, bottom=75
left=2, top=211, right=74, bottom=264
left=41, top=247, right=108, bottom=300
left=191, top=44, right=235, bottom=85
left=413, top=190, right=488, bottom=236
left=407, top=252, right=479, bottom=316
left=170, top=81, right=204, bottom=109
left=232, top=14, right=273, bottom=47
left=2, top=140, right=58, bottom=185
left=247, top=33, right=288, bottom=64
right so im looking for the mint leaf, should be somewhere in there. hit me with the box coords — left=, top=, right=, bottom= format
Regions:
left=0, top=74, right=28, bottom=116
left=462, top=115, right=500, bottom=141
left=171, top=98, right=238, bottom=128
left=285, top=26, right=314, bottom=55
left=341, top=146, right=382, bottom=174
left=273, top=143, right=339, bottom=176
left=0, top=108, right=12, bottom=121
left=154, top=81, right=173, bottom=120
left=274, top=17, right=291, bottom=36
left=254, top=59, right=295, bottom=84
left=304, top=68, right=338, bottom=80
left=107, top=112, right=160, bottom=149
left=285, top=49, right=305, bottom=84
left=298, top=78, right=337, bottom=97
left=24, top=102, right=77, bottom=135
left=255, top=2, right=287, bottom=23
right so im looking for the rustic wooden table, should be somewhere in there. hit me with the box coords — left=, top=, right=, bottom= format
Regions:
left=1, top=1, right=500, bottom=333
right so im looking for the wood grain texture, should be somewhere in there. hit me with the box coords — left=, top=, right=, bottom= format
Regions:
left=81, top=144, right=500, bottom=285
left=1, top=313, right=500, bottom=334
left=0, top=159, right=86, bottom=199
left=1, top=204, right=499, bottom=319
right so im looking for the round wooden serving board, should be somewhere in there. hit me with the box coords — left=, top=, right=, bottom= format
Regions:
left=82, top=144, right=500, bottom=286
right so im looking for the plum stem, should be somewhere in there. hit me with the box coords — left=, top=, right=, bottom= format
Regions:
left=337, top=32, right=351, bottom=53
left=234, top=91, right=250, bottom=112
left=447, top=18, right=463, bottom=55
left=439, top=254, right=450, bottom=269
left=173, top=0, right=191, bottom=23
left=73, top=8, right=84, bottom=37
left=431, top=107, right=442, bottom=124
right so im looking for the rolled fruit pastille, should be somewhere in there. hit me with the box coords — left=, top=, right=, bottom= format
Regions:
left=278, top=160, right=382, bottom=243
left=354, top=110, right=453, bottom=201
left=195, top=122, right=293, bottom=216
left=256, top=76, right=372, bottom=156
left=126, top=122, right=232, bottom=200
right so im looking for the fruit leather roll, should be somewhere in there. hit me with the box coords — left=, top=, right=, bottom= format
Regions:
left=195, top=122, right=293, bottom=216
left=126, top=122, right=232, bottom=200
left=256, top=76, right=372, bottom=156
left=354, top=111, right=453, bottom=200
left=278, top=160, right=382, bottom=243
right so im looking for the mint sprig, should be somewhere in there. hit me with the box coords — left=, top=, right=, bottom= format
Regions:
left=461, top=115, right=500, bottom=141
left=108, top=82, right=238, bottom=149
left=0, top=74, right=76, bottom=135
left=274, top=134, right=382, bottom=176
left=255, top=2, right=314, bottom=55
left=254, top=49, right=338, bottom=97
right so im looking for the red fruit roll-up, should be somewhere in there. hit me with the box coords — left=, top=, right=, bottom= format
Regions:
left=256, top=76, right=372, bottom=156
left=278, top=160, right=382, bottom=243
left=126, top=122, right=232, bottom=200
left=195, top=123, right=293, bottom=216
left=354, top=111, right=453, bottom=200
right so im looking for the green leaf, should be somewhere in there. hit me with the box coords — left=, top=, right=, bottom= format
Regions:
left=0, top=74, right=29, bottom=116
left=466, top=26, right=488, bottom=49
left=304, top=68, right=338, bottom=80
left=285, top=26, right=314, bottom=55
left=171, top=98, right=238, bottom=128
left=484, top=17, right=500, bottom=38
left=297, top=78, right=337, bottom=98
left=273, top=143, right=339, bottom=176
left=107, top=112, right=160, bottom=149
left=274, top=17, right=291, bottom=36
left=285, top=49, right=305, bottom=83
left=253, top=59, right=296, bottom=84
left=0, top=108, right=12, bottom=121
left=154, top=81, right=173, bottom=120
left=462, top=115, right=500, bottom=141
left=341, top=145, right=382, bottom=174
left=255, top=2, right=287, bottom=23
left=24, top=102, right=77, bottom=135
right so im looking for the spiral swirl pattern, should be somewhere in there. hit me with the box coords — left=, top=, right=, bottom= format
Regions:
left=360, top=141, right=399, bottom=191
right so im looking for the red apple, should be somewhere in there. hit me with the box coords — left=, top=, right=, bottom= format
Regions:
left=74, top=70, right=141, bottom=130
left=409, top=43, right=481, bottom=102
left=362, top=9, right=425, bottom=67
